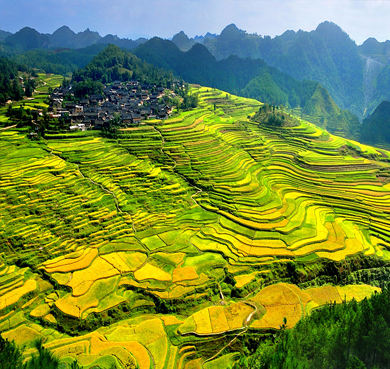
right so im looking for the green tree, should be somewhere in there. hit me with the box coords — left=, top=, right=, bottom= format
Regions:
left=25, top=339, right=60, bottom=369
left=0, top=335, right=24, bottom=369
left=11, top=79, right=23, bottom=101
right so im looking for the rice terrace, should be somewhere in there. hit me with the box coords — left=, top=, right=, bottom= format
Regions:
left=1, top=75, right=390, bottom=368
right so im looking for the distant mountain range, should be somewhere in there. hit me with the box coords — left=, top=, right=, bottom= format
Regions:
left=171, top=22, right=390, bottom=121
left=1, top=26, right=146, bottom=52
left=2, top=22, right=390, bottom=120
left=2, top=22, right=390, bottom=139
left=131, top=37, right=360, bottom=139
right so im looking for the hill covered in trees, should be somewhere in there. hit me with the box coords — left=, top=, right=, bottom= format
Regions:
left=197, top=22, right=365, bottom=118
left=71, top=44, right=174, bottom=87
left=174, top=22, right=390, bottom=120
left=0, top=57, right=36, bottom=104
left=361, top=101, right=390, bottom=146
left=235, top=288, right=390, bottom=369
left=11, top=45, right=107, bottom=76
left=5, top=22, right=390, bottom=120
left=133, top=38, right=361, bottom=139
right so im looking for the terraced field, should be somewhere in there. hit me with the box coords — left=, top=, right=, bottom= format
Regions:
left=0, top=73, right=62, bottom=126
left=1, top=86, right=389, bottom=368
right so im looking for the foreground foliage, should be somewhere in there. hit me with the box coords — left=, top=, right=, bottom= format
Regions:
left=236, top=288, right=390, bottom=369
left=0, top=336, right=62, bottom=369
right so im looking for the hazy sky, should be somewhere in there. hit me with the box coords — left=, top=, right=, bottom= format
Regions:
left=0, top=0, right=389, bottom=45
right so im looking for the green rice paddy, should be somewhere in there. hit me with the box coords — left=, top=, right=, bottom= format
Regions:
left=0, top=85, right=389, bottom=368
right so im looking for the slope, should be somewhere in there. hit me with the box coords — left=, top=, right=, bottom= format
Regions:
left=0, top=85, right=389, bottom=368
left=202, top=22, right=365, bottom=118
left=72, top=44, right=173, bottom=85
left=133, top=38, right=361, bottom=139
left=361, top=101, right=390, bottom=146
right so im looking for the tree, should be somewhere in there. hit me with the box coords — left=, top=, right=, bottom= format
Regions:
left=25, top=338, right=60, bottom=369
left=346, top=356, right=367, bottom=369
left=0, top=335, right=24, bottom=369
left=11, top=79, right=23, bottom=101
left=24, top=77, right=36, bottom=97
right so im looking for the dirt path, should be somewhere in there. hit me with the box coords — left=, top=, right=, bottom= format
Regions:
left=150, top=125, right=177, bottom=169
left=217, top=282, right=226, bottom=305
left=0, top=124, right=17, bottom=130
left=203, top=300, right=258, bottom=365
left=75, top=163, right=122, bottom=214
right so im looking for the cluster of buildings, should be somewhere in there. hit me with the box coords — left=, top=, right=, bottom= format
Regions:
left=49, top=81, right=175, bottom=131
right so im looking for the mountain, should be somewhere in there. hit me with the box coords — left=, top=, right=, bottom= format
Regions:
left=358, top=38, right=390, bottom=116
left=68, top=28, right=101, bottom=49
left=97, top=34, right=144, bottom=50
left=5, top=22, right=390, bottom=121
left=198, top=22, right=390, bottom=120
left=193, top=32, right=217, bottom=43
left=13, top=44, right=107, bottom=75
left=301, top=84, right=361, bottom=139
left=0, top=30, right=12, bottom=41
left=202, top=22, right=365, bottom=118
left=133, top=37, right=361, bottom=139
left=358, top=37, right=390, bottom=60
left=47, top=25, right=109, bottom=53
left=361, top=101, right=390, bottom=145
left=203, top=23, right=263, bottom=60
left=2, top=26, right=145, bottom=53
left=172, top=31, right=195, bottom=51
left=4, top=27, right=50, bottom=51
left=72, top=44, right=173, bottom=86
left=50, top=25, right=76, bottom=48
left=7, top=22, right=390, bottom=124
left=172, top=31, right=217, bottom=51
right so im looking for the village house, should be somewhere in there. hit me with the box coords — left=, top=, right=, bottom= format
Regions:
left=49, top=80, right=174, bottom=130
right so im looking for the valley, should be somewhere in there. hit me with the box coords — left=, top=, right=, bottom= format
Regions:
left=0, top=84, right=389, bottom=368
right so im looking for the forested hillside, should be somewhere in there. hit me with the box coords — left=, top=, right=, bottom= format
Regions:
left=361, top=101, right=390, bottom=146
left=12, top=45, right=107, bottom=76
left=133, top=38, right=361, bottom=139
left=1, top=26, right=145, bottom=53
left=200, top=22, right=364, bottom=118
left=4, top=22, right=390, bottom=121
left=172, top=22, right=390, bottom=120
left=0, top=58, right=31, bottom=104
left=235, top=288, right=390, bottom=369
left=6, top=22, right=390, bottom=118
left=72, top=44, right=173, bottom=86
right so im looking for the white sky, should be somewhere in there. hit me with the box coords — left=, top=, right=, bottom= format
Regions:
left=0, top=0, right=389, bottom=45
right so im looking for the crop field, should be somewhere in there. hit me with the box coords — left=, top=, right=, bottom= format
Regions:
left=1, top=86, right=390, bottom=368
left=0, top=73, right=63, bottom=127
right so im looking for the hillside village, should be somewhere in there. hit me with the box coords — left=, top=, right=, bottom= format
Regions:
left=49, top=80, right=177, bottom=130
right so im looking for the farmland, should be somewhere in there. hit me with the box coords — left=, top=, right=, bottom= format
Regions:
left=0, top=73, right=63, bottom=126
left=0, top=86, right=389, bottom=368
